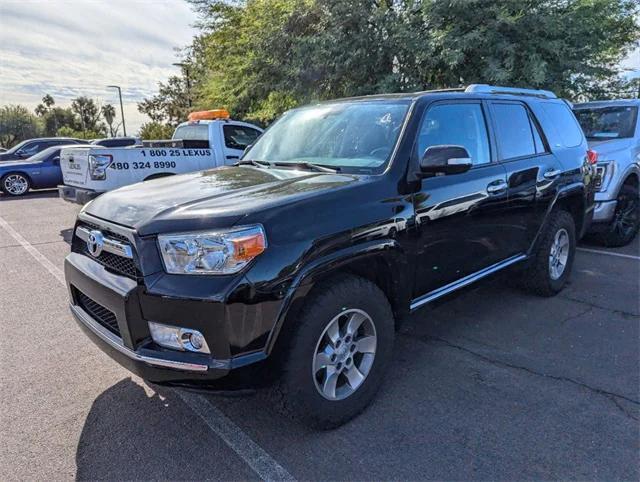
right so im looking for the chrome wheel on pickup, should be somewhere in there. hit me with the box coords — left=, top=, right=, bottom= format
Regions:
left=313, top=309, right=377, bottom=401
left=2, top=173, right=30, bottom=196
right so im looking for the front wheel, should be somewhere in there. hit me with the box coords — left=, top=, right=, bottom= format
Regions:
left=599, top=184, right=639, bottom=247
left=1, top=173, right=30, bottom=196
left=521, top=209, right=576, bottom=297
left=272, top=275, right=394, bottom=429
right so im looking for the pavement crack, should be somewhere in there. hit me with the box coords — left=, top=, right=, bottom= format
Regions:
left=558, top=294, right=639, bottom=319
left=406, top=333, right=640, bottom=420
left=561, top=306, right=593, bottom=326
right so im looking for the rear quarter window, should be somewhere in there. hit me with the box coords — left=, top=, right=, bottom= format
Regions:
left=541, top=102, right=584, bottom=148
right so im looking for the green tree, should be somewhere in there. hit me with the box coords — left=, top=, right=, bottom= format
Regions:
left=42, top=107, right=78, bottom=137
left=138, top=121, right=174, bottom=140
left=0, top=105, right=42, bottom=148
left=56, top=126, right=102, bottom=140
left=138, top=75, right=191, bottom=126
left=34, top=94, right=55, bottom=117
left=71, top=96, right=106, bottom=135
left=102, top=103, right=118, bottom=137
left=185, top=0, right=639, bottom=122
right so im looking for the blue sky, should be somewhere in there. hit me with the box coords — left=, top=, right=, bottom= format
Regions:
left=0, top=0, right=197, bottom=134
left=0, top=1, right=638, bottom=135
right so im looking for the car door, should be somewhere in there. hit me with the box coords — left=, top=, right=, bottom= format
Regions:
left=411, top=100, right=511, bottom=298
left=487, top=101, right=563, bottom=255
left=40, top=150, right=63, bottom=187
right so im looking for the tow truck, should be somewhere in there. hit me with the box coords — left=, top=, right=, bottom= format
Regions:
left=58, top=110, right=263, bottom=204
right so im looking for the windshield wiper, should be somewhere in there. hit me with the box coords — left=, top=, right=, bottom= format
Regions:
left=235, top=159, right=272, bottom=168
left=273, top=161, right=340, bottom=173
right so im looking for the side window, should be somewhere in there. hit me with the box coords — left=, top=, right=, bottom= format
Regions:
left=541, top=102, right=584, bottom=148
left=492, top=103, right=538, bottom=160
left=18, top=142, right=42, bottom=157
left=223, top=125, right=261, bottom=150
left=417, top=103, right=490, bottom=165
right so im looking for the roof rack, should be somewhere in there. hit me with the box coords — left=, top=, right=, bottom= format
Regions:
left=465, top=84, right=557, bottom=99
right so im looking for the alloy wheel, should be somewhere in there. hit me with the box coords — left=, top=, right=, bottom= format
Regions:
left=312, top=308, right=377, bottom=401
left=611, top=192, right=639, bottom=240
left=3, top=174, right=28, bottom=195
left=549, top=228, right=569, bottom=280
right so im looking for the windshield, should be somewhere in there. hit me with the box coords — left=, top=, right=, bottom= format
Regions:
left=244, top=101, right=410, bottom=173
left=4, top=140, right=29, bottom=155
left=173, top=124, right=210, bottom=141
left=574, top=106, right=638, bottom=140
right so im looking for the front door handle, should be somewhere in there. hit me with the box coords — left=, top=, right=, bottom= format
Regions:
left=543, top=168, right=561, bottom=180
left=487, top=179, right=507, bottom=194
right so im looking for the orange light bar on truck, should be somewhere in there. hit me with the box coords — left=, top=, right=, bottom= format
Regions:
left=187, top=109, right=230, bottom=121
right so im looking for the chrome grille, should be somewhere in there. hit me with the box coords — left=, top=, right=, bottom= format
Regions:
left=72, top=221, right=141, bottom=280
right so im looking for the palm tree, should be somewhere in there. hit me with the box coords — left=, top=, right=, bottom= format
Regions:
left=102, top=103, right=117, bottom=137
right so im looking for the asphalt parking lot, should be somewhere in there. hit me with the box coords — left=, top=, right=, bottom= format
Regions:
left=1, top=190, right=639, bottom=481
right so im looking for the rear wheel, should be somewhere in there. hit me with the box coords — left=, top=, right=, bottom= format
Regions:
left=272, top=275, right=394, bottom=429
left=599, top=184, right=639, bottom=247
left=521, top=210, right=576, bottom=296
left=1, top=173, right=30, bottom=196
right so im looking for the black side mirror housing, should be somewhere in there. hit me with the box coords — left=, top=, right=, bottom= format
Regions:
left=420, top=145, right=473, bottom=176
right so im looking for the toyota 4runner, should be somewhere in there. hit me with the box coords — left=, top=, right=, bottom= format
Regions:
left=65, top=85, right=595, bottom=428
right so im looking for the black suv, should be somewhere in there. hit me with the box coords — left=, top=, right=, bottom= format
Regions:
left=65, top=85, right=595, bottom=428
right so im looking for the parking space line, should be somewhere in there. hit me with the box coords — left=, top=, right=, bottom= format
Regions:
left=0, top=215, right=65, bottom=284
left=577, top=247, right=640, bottom=261
left=178, top=391, right=295, bottom=481
left=0, top=213, right=295, bottom=481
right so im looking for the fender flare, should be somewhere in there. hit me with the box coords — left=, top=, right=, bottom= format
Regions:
left=527, top=181, right=586, bottom=254
left=263, top=238, right=406, bottom=355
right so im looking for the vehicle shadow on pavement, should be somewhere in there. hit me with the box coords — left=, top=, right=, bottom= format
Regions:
left=0, top=189, right=58, bottom=201
left=75, top=378, right=257, bottom=481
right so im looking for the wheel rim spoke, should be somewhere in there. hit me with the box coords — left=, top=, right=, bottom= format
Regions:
left=344, top=366, right=364, bottom=389
left=313, top=350, right=333, bottom=374
left=345, top=311, right=366, bottom=336
left=325, top=319, right=340, bottom=346
left=355, top=335, right=376, bottom=353
left=322, top=367, right=339, bottom=399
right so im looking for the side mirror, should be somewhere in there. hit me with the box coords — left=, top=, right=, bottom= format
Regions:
left=52, top=156, right=60, bottom=165
left=420, top=145, right=472, bottom=176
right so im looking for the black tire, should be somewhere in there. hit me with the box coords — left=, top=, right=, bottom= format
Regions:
left=271, top=275, right=394, bottom=429
left=522, top=209, right=576, bottom=297
left=1, top=172, right=31, bottom=196
left=598, top=184, right=639, bottom=247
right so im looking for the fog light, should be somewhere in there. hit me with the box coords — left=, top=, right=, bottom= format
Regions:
left=148, top=321, right=210, bottom=354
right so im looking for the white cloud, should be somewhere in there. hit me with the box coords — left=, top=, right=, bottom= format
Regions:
left=0, top=0, right=197, bottom=134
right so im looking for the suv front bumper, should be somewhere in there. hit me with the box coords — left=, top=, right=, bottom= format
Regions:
left=58, top=185, right=102, bottom=205
left=65, top=252, right=239, bottom=385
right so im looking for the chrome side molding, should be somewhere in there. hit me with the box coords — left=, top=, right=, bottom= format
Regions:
left=410, top=254, right=527, bottom=311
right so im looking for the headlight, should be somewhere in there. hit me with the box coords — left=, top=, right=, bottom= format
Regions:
left=89, top=154, right=113, bottom=180
left=158, top=225, right=266, bottom=275
left=594, top=161, right=615, bottom=191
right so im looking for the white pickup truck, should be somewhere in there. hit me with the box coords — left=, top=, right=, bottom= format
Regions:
left=58, top=111, right=262, bottom=204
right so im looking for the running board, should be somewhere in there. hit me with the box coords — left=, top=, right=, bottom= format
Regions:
left=410, top=254, right=527, bottom=311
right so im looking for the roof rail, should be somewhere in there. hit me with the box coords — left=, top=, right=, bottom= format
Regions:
left=465, top=84, right=557, bottom=99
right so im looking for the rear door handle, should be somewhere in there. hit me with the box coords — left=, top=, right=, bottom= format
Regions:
left=487, top=179, right=507, bottom=194
left=543, top=168, right=561, bottom=180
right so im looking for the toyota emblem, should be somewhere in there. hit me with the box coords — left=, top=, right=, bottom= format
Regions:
left=86, top=230, right=104, bottom=257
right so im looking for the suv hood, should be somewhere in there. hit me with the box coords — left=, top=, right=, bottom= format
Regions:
left=84, top=166, right=361, bottom=235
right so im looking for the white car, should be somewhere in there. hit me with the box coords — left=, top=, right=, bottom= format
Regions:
left=58, top=110, right=262, bottom=204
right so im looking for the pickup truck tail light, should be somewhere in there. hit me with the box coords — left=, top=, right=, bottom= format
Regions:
left=88, top=154, right=113, bottom=180
left=587, top=149, right=598, bottom=165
